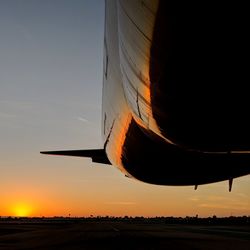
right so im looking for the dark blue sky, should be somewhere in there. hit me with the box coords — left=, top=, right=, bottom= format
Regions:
left=0, top=0, right=104, bottom=150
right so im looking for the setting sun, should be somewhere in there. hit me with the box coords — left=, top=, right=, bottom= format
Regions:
left=11, top=203, right=33, bottom=217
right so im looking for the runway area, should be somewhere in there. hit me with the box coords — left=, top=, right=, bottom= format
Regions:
left=0, top=220, right=249, bottom=250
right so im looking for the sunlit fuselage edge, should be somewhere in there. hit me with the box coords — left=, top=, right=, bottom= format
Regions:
left=102, top=0, right=250, bottom=185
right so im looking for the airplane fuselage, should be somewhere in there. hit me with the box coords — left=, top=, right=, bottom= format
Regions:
left=42, top=0, right=250, bottom=187
left=102, top=0, right=250, bottom=185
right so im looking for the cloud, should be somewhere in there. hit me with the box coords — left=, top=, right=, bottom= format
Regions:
left=188, top=197, right=200, bottom=202
left=198, top=202, right=249, bottom=211
left=77, top=117, right=90, bottom=123
left=236, top=193, right=248, bottom=198
left=199, top=203, right=231, bottom=209
left=69, top=176, right=118, bottom=183
left=189, top=194, right=250, bottom=212
left=207, top=195, right=233, bottom=202
left=104, top=201, right=136, bottom=206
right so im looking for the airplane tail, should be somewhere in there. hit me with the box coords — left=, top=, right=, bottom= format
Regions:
left=40, top=149, right=111, bottom=165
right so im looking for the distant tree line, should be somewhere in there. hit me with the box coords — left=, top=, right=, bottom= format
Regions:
left=0, top=215, right=250, bottom=225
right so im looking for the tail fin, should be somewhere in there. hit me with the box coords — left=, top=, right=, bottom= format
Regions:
left=40, top=149, right=111, bottom=165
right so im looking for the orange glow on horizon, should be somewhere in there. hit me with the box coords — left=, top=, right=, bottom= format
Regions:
left=10, top=202, right=33, bottom=217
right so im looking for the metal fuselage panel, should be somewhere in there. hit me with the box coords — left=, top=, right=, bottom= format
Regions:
left=102, top=0, right=132, bottom=175
left=102, top=0, right=250, bottom=185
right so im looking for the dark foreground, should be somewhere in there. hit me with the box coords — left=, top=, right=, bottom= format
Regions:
left=0, top=220, right=249, bottom=250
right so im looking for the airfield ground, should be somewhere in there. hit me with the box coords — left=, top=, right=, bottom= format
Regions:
left=0, top=219, right=249, bottom=249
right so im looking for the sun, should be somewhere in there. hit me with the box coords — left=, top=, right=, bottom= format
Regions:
left=11, top=203, right=33, bottom=217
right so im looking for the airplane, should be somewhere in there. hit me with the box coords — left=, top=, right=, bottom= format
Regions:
left=41, top=0, right=250, bottom=191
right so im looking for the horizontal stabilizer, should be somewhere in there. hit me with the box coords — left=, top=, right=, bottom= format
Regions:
left=40, top=149, right=111, bottom=165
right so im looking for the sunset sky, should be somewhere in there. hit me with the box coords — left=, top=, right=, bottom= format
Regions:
left=0, top=0, right=249, bottom=218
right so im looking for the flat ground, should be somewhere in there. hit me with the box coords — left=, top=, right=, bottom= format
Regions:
left=0, top=221, right=249, bottom=250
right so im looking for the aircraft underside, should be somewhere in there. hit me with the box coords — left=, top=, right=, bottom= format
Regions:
left=42, top=0, right=250, bottom=187
left=102, top=0, right=250, bottom=186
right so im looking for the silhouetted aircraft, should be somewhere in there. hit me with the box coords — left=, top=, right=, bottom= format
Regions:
left=41, top=0, right=250, bottom=190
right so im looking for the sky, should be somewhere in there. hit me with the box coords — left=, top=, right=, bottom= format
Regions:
left=0, top=0, right=249, bottom=218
